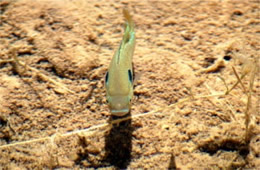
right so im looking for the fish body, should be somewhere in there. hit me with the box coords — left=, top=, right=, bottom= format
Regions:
left=105, top=9, right=135, bottom=116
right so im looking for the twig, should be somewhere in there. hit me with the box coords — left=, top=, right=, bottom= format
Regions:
left=0, top=49, right=75, bottom=94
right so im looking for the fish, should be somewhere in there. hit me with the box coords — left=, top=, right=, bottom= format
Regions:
left=105, top=9, right=136, bottom=116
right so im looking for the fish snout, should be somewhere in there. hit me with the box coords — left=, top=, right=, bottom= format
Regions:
left=111, top=108, right=129, bottom=116
left=109, top=96, right=131, bottom=116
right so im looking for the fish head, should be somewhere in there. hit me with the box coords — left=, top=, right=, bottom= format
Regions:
left=107, top=95, right=132, bottom=116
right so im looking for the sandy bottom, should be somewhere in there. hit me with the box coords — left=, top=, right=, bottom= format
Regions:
left=0, top=0, right=259, bottom=169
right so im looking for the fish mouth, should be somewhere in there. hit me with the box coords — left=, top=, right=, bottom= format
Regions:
left=111, top=109, right=129, bottom=116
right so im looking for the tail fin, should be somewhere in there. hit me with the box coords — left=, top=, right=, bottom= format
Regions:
left=122, top=9, right=134, bottom=44
left=123, top=9, right=134, bottom=31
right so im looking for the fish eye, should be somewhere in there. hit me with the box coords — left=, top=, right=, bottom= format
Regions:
left=105, top=72, right=109, bottom=84
left=128, top=69, right=133, bottom=83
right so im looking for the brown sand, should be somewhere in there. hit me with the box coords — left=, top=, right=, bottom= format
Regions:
left=0, top=0, right=259, bottom=169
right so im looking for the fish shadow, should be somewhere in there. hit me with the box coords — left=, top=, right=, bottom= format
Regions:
left=103, top=113, right=133, bottom=169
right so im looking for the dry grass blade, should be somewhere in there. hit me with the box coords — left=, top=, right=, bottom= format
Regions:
left=244, top=62, right=257, bottom=144
left=225, top=72, right=247, bottom=95
left=0, top=92, right=227, bottom=150
left=232, top=66, right=247, bottom=94
left=217, top=75, right=229, bottom=93
left=205, top=83, right=236, bottom=121
left=0, top=110, right=160, bottom=149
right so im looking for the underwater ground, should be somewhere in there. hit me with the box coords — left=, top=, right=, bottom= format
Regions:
left=0, top=0, right=259, bottom=169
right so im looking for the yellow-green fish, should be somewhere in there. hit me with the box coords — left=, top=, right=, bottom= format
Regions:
left=105, top=9, right=136, bottom=116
